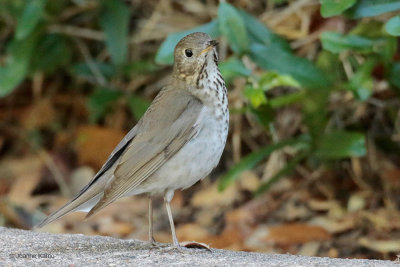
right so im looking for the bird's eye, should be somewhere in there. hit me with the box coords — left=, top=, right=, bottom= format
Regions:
left=185, top=49, right=193, bottom=57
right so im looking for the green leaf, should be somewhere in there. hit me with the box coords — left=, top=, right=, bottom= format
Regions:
left=128, top=95, right=151, bottom=120
left=71, top=61, right=115, bottom=80
left=0, top=61, right=27, bottom=97
left=316, top=50, right=344, bottom=81
left=269, top=91, right=304, bottom=108
left=348, top=0, right=400, bottom=18
left=321, top=32, right=375, bottom=53
left=347, top=59, right=376, bottom=101
left=15, top=0, right=46, bottom=40
left=249, top=43, right=329, bottom=89
left=122, top=59, right=159, bottom=76
left=321, top=31, right=396, bottom=63
left=0, top=30, right=40, bottom=97
left=219, top=57, right=251, bottom=83
left=31, top=34, right=71, bottom=74
left=218, top=2, right=249, bottom=54
left=218, top=137, right=309, bottom=191
left=389, top=63, right=400, bottom=91
left=155, top=20, right=220, bottom=65
left=259, top=72, right=300, bottom=90
left=249, top=104, right=274, bottom=128
left=315, top=131, right=366, bottom=159
left=244, top=85, right=267, bottom=108
left=385, top=15, right=400, bottom=36
left=237, top=9, right=290, bottom=51
left=376, top=36, right=397, bottom=64
left=302, top=86, right=330, bottom=141
left=320, top=0, right=356, bottom=17
left=87, top=87, right=122, bottom=122
left=100, top=0, right=130, bottom=65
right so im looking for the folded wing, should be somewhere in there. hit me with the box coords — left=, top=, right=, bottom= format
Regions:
left=86, top=92, right=203, bottom=217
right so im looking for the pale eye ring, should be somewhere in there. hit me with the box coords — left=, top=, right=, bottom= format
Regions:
left=185, top=49, right=193, bottom=57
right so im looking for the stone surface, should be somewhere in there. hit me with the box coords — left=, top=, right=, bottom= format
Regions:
left=0, top=227, right=396, bottom=266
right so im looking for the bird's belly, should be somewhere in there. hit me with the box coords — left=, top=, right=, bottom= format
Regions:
left=130, top=110, right=228, bottom=196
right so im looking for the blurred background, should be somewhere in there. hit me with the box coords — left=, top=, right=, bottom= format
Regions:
left=0, top=0, right=399, bottom=260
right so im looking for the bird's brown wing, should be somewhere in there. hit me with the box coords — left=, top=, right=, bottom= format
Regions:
left=86, top=92, right=203, bottom=217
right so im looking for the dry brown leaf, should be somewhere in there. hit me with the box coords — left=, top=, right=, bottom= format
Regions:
left=245, top=225, right=272, bottom=251
left=0, top=201, right=28, bottom=229
left=381, top=168, right=400, bottom=187
left=177, top=223, right=210, bottom=241
left=154, top=232, right=173, bottom=244
left=76, top=126, right=126, bottom=169
left=359, top=237, right=400, bottom=253
left=20, top=98, right=55, bottom=129
left=327, top=248, right=339, bottom=258
left=96, top=217, right=134, bottom=237
left=8, top=173, right=41, bottom=210
left=0, top=156, right=43, bottom=180
left=181, top=241, right=211, bottom=250
left=223, top=194, right=275, bottom=237
left=262, top=150, right=285, bottom=183
left=177, top=222, right=244, bottom=250
left=212, top=227, right=245, bottom=249
left=1, top=156, right=44, bottom=211
left=278, top=197, right=311, bottom=221
left=238, top=170, right=260, bottom=192
left=298, top=242, right=320, bottom=256
left=194, top=207, right=220, bottom=227
left=191, top=181, right=239, bottom=208
left=310, top=216, right=355, bottom=234
left=362, top=209, right=400, bottom=231
left=225, top=206, right=255, bottom=228
left=308, top=199, right=340, bottom=212
left=264, top=223, right=331, bottom=245
left=347, top=193, right=367, bottom=212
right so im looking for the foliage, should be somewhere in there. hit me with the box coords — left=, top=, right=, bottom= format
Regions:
left=0, top=0, right=148, bottom=120
left=0, top=0, right=399, bottom=196
left=153, top=1, right=399, bottom=192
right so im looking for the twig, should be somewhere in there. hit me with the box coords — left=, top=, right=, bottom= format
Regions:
left=74, top=38, right=107, bottom=87
left=38, top=150, right=72, bottom=197
left=48, top=25, right=105, bottom=41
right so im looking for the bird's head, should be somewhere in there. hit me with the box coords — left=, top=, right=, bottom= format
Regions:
left=172, top=32, right=218, bottom=83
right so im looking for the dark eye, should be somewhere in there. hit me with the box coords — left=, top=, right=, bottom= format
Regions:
left=185, top=49, right=193, bottom=57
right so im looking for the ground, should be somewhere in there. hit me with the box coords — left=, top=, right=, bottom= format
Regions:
left=0, top=227, right=397, bottom=267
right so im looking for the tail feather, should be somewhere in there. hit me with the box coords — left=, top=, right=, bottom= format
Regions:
left=35, top=172, right=112, bottom=228
left=35, top=193, right=102, bottom=228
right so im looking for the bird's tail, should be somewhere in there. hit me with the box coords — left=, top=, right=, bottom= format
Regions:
left=35, top=172, right=111, bottom=228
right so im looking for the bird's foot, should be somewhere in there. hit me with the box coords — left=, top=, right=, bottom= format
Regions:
left=135, top=240, right=165, bottom=250
left=149, top=237, right=157, bottom=247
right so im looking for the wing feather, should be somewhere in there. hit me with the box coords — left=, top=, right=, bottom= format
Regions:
left=86, top=94, right=203, bottom=217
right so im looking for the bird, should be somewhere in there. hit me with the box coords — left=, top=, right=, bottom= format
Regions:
left=36, top=32, right=229, bottom=249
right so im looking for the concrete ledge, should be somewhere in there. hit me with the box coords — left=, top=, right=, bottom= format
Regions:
left=0, top=227, right=396, bottom=266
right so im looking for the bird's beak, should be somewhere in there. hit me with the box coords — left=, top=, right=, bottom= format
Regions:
left=199, top=40, right=218, bottom=55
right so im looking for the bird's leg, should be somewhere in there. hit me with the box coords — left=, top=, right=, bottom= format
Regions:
left=164, top=190, right=182, bottom=250
left=148, top=197, right=156, bottom=245
left=161, top=191, right=211, bottom=252
left=165, top=201, right=181, bottom=249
